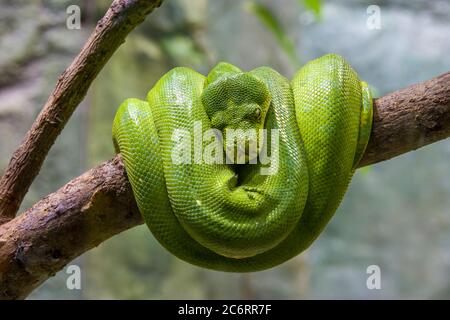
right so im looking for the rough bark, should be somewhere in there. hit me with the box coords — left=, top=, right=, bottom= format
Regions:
left=0, top=0, right=163, bottom=221
left=359, top=71, right=450, bottom=167
left=0, top=70, right=449, bottom=299
left=0, top=156, right=142, bottom=299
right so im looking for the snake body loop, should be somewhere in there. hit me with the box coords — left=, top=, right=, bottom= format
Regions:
left=112, top=54, right=373, bottom=272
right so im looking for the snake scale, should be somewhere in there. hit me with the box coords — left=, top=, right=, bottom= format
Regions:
left=112, top=54, right=373, bottom=272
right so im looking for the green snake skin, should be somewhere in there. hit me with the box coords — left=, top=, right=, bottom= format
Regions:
left=112, top=54, right=373, bottom=272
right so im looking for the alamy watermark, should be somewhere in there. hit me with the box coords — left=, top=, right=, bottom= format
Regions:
left=366, top=264, right=381, bottom=290
left=66, top=264, right=81, bottom=290
left=171, top=121, right=279, bottom=175
left=366, top=5, right=381, bottom=30
left=66, top=5, right=81, bottom=30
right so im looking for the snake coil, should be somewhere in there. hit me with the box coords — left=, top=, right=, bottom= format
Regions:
left=112, top=54, right=373, bottom=272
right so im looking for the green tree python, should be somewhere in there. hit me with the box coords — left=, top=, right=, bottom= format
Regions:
left=112, top=54, right=373, bottom=272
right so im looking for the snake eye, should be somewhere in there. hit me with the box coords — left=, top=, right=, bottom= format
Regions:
left=254, top=108, right=261, bottom=120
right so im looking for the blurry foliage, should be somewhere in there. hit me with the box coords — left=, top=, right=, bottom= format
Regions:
left=299, top=0, right=322, bottom=19
left=244, top=1, right=301, bottom=67
left=243, top=0, right=322, bottom=67
left=161, top=35, right=205, bottom=67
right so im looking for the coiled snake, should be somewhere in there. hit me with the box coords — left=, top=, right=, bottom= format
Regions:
left=112, top=54, right=373, bottom=272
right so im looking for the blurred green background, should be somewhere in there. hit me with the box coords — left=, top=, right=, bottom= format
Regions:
left=1, top=0, right=450, bottom=299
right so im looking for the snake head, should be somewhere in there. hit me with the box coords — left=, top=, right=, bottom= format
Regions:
left=202, top=63, right=271, bottom=164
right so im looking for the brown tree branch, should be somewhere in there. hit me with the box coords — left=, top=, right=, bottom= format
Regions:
left=359, top=71, right=450, bottom=167
left=0, top=71, right=449, bottom=299
left=0, top=156, right=142, bottom=299
left=0, top=0, right=164, bottom=223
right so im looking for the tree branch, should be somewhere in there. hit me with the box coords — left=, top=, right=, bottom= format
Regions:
left=0, top=156, right=142, bottom=299
left=0, top=0, right=164, bottom=223
left=359, top=71, right=450, bottom=167
left=0, top=70, right=449, bottom=299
